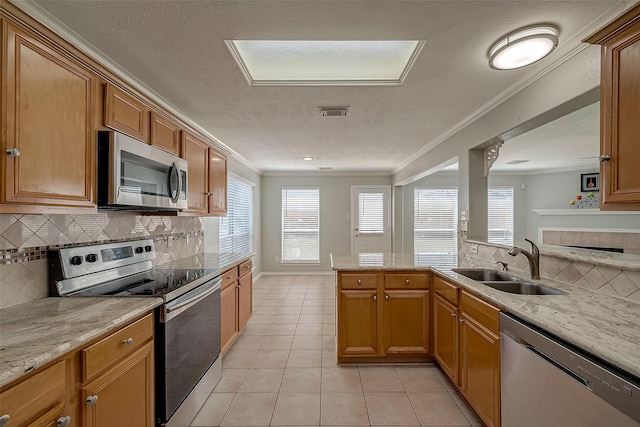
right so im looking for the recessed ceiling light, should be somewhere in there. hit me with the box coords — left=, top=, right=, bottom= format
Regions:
left=225, top=40, right=424, bottom=86
left=488, top=25, right=559, bottom=70
left=303, top=157, right=313, bottom=161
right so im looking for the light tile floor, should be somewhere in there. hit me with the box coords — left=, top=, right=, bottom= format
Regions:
left=191, top=274, right=484, bottom=427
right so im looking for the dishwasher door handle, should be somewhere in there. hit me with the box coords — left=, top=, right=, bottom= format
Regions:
left=522, top=343, right=589, bottom=388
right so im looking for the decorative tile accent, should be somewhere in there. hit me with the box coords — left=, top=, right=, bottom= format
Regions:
left=0, top=213, right=205, bottom=308
left=460, top=240, right=640, bottom=302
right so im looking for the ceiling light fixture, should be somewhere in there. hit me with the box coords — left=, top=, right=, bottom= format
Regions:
left=303, top=157, right=313, bottom=161
left=488, top=25, right=559, bottom=70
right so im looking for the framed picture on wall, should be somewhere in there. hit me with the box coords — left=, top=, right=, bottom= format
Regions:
left=581, top=172, right=600, bottom=192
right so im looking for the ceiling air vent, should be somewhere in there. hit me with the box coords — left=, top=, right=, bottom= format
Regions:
left=319, top=106, right=349, bottom=117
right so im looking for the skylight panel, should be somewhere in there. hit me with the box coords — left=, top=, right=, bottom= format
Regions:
left=226, top=40, right=423, bottom=86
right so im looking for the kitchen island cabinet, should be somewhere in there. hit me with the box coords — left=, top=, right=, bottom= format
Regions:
left=585, top=4, right=640, bottom=210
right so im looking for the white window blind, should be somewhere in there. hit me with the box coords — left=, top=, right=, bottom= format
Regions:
left=219, top=174, right=254, bottom=254
left=358, top=192, right=384, bottom=233
left=282, top=188, right=320, bottom=262
left=414, top=188, right=458, bottom=268
left=488, top=187, right=514, bottom=245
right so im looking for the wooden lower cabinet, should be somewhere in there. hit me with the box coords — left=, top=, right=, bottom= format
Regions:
left=221, top=259, right=253, bottom=354
left=433, top=294, right=459, bottom=383
left=383, top=289, right=429, bottom=355
left=81, top=342, right=154, bottom=427
left=337, top=271, right=430, bottom=360
left=338, top=288, right=378, bottom=356
left=238, top=271, right=252, bottom=331
left=221, top=282, right=238, bottom=354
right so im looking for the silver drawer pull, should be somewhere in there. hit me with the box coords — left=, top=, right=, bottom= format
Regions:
left=373, top=295, right=377, bottom=301
left=86, top=395, right=99, bottom=405
left=57, top=416, right=71, bottom=427
left=451, top=312, right=457, bottom=318
left=459, top=319, right=465, bottom=324
left=0, top=414, right=10, bottom=427
left=357, top=279, right=362, bottom=285
left=123, top=338, right=133, bottom=345
left=405, top=279, right=410, bottom=284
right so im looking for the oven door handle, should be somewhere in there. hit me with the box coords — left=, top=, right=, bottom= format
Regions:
left=163, top=278, right=221, bottom=322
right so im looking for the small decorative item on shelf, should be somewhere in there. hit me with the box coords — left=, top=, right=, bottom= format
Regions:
left=570, top=192, right=599, bottom=209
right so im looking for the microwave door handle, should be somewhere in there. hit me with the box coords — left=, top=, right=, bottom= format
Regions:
left=169, top=162, right=180, bottom=204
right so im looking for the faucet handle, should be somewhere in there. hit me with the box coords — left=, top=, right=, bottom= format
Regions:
left=496, top=261, right=509, bottom=271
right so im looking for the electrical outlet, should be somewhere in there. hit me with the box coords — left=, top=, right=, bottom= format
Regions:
left=470, top=245, right=478, bottom=254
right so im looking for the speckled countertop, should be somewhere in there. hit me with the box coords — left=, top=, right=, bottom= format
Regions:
left=0, top=297, right=162, bottom=388
left=331, top=253, right=640, bottom=379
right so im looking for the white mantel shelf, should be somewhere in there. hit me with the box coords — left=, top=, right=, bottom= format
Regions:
left=534, top=209, right=638, bottom=216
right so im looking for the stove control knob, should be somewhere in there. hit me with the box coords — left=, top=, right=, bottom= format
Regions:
left=85, top=253, right=98, bottom=263
left=144, top=245, right=152, bottom=252
left=70, top=255, right=83, bottom=266
left=135, top=247, right=144, bottom=254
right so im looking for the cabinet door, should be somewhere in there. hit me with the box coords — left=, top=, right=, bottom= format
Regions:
left=150, top=112, right=181, bottom=155
left=82, top=342, right=154, bottom=427
left=337, top=289, right=378, bottom=357
left=382, top=289, right=429, bottom=355
left=181, top=132, right=210, bottom=214
left=433, top=294, right=459, bottom=384
left=221, top=282, right=238, bottom=353
left=460, top=314, right=500, bottom=427
left=25, top=401, right=66, bottom=427
left=208, top=148, right=227, bottom=216
left=237, top=272, right=252, bottom=330
left=599, top=15, right=640, bottom=208
left=104, top=83, right=149, bottom=142
left=3, top=23, right=95, bottom=209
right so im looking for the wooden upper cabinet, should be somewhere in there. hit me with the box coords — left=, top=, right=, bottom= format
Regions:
left=585, top=5, right=640, bottom=210
left=208, top=147, right=228, bottom=216
left=181, top=132, right=210, bottom=214
left=150, top=112, right=181, bottom=155
left=104, top=83, right=149, bottom=142
left=2, top=22, right=96, bottom=211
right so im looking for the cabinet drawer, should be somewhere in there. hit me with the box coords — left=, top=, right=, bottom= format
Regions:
left=460, top=291, right=500, bottom=334
left=239, top=259, right=252, bottom=277
left=384, top=273, right=429, bottom=289
left=82, top=313, right=153, bottom=381
left=0, top=360, right=65, bottom=427
left=339, top=273, right=378, bottom=289
left=433, top=276, right=459, bottom=306
left=221, top=267, right=239, bottom=290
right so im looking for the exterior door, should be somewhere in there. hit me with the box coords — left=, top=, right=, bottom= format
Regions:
left=351, top=186, right=391, bottom=254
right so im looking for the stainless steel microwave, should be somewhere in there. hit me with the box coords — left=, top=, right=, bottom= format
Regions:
left=98, top=131, right=188, bottom=210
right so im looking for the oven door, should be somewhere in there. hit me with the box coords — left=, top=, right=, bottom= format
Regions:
left=155, top=277, right=221, bottom=425
left=98, top=130, right=187, bottom=210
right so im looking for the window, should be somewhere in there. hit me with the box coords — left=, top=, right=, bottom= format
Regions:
left=219, top=174, right=254, bottom=253
left=358, top=192, right=384, bottom=233
left=488, top=187, right=514, bottom=245
left=282, top=188, right=320, bottom=262
left=414, top=188, right=458, bottom=268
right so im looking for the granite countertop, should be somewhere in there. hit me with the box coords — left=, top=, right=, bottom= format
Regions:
left=157, top=252, right=254, bottom=272
left=0, top=297, right=162, bottom=388
left=330, top=253, right=640, bottom=379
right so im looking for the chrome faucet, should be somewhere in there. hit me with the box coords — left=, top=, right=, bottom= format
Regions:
left=508, top=238, right=540, bottom=280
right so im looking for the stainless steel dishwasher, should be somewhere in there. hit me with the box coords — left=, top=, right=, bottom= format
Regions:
left=500, top=313, right=640, bottom=427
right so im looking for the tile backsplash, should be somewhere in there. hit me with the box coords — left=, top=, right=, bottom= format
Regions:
left=459, top=240, right=640, bottom=303
left=0, top=213, right=205, bottom=308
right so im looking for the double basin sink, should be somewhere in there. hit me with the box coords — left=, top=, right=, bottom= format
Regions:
left=452, top=269, right=567, bottom=295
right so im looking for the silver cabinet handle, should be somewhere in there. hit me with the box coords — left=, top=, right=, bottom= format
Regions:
left=599, top=155, right=611, bottom=162
left=459, top=319, right=465, bottom=324
left=5, top=148, right=20, bottom=157
left=86, top=395, right=99, bottom=405
left=57, top=416, right=71, bottom=427
left=123, top=338, right=133, bottom=345
left=206, top=192, right=213, bottom=196
left=385, top=295, right=389, bottom=301
left=451, top=312, right=457, bottom=318
left=227, top=275, right=232, bottom=280
left=357, top=279, right=362, bottom=285
left=405, top=279, right=410, bottom=284
left=0, top=414, right=10, bottom=427
left=373, top=295, right=377, bottom=301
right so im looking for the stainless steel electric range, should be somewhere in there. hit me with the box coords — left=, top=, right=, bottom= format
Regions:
left=48, top=239, right=222, bottom=427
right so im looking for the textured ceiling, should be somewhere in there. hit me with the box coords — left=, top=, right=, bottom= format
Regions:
left=28, top=1, right=621, bottom=174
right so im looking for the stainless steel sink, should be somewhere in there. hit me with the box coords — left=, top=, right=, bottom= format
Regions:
left=481, top=281, right=567, bottom=295
left=452, top=268, right=567, bottom=295
left=452, top=268, right=521, bottom=282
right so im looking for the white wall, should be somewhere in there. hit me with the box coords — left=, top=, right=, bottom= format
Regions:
left=261, top=175, right=392, bottom=272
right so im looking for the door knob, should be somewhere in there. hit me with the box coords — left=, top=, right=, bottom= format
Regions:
left=384, top=295, right=389, bottom=301
left=86, top=395, right=99, bottom=405
left=123, top=338, right=133, bottom=345
left=57, top=416, right=71, bottom=427
left=599, top=155, right=611, bottom=162
left=5, top=148, right=20, bottom=157
left=373, top=295, right=377, bottom=301
left=450, top=312, right=456, bottom=318
left=0, top=414, right=10, bottom=427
